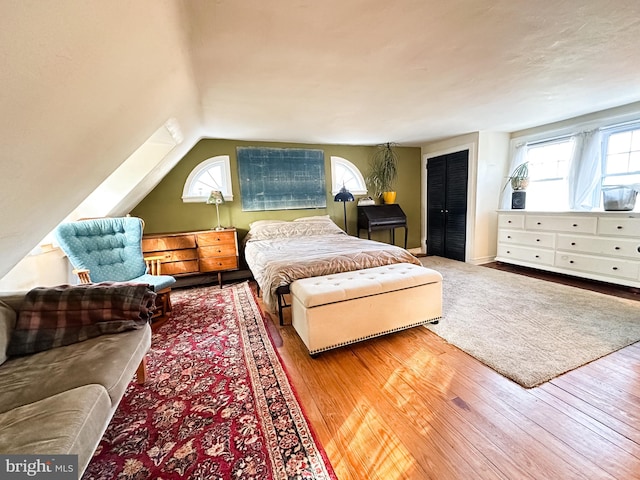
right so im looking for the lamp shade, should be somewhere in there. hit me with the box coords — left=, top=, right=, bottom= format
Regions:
left=334, top=186, right=354, bottom=234
left=206, top=190, right=225, bottom=205
left=334, top=186, right=354, bottom=203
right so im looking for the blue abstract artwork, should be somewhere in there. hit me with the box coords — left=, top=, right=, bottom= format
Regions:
left=237, top=147, right=326, bottom=211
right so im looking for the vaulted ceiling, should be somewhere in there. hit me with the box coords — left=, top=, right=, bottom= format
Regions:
left=2, top=0, right=640, bottom=279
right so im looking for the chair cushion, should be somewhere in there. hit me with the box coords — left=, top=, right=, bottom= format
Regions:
left=133, top=273, right=176, bottom=291
left=55, top=217, right=148, bottom=283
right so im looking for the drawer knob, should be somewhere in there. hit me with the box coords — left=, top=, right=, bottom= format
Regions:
left=536, top=238, right=540, bottom=242
left=506, top=250, right=511, bottom=254
left=507, top=220, right=512, bottom=223
left=537, top=222, right=542, bottom=225
left=614, top=246, right=620, bottom=250
left=535, top=255, right=540, bottom=258
left=507, top=235, right=511, bottom=238
left=617, top=225, right=623, bottom=230
left=612, top=266, right=618, bottom=271
left=571, top=242, right=576, bottom=246
left=569, top=260, right=574, bottom=264
left=572, top=223, right=578, bottom=227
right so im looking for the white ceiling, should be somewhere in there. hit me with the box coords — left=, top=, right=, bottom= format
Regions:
left=186, top=0, right=640, bottom=144
left=2, top=0, right=640, bottom=280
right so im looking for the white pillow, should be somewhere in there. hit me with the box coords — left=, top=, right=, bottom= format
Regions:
left=248, top=219, right=289, bottom=229
left=293, top=215, right=331, bottom=222
left=246, top=219, right=344, bottom=242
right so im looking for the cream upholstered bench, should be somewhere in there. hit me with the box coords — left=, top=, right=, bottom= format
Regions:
left=290, top=263, right=442, bottom=355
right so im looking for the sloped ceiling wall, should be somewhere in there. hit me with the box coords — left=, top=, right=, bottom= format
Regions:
left=0, top=0, right=201, bottom=279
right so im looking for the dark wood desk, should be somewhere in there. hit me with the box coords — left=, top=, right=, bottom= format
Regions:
left=357, top=204, right=408, bottom=248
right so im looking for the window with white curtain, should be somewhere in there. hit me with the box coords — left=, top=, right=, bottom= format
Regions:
left=506, top=116, right=640, bottom=212
left=330, top=156, right=367, bottom=195
left=602, top=125, right=640, bottom=187
left=524, top=138, right=575, bottom=211
left=182, top=155, right=233, bottom=203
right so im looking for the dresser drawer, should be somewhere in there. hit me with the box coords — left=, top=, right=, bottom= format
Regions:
left=498, top=229, right=555, bottom=248
left=200, top=256, right=238, bottom=272
left=198, top=244, right=237, bottom=258
left=555, top=252, right=639, bottom=280
left=498, top=214, right=524, bottom=229
left=557, top=234, right=640, bottom=260
left=162, top=259, right=200, bottom=275
left=196, top=231, right=236, bottom=247
left=142, top=234, right=196, bottom=252
left=525, top=215, right=597, bottom=234
left=163, top=248, right=198, bottom=262
left=597, top=216, right=640, bottom=237
left=497, top=244, right=554, bottom=266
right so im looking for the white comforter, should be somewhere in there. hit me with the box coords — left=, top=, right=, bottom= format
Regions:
left=244, top=228, right=420, bottom=311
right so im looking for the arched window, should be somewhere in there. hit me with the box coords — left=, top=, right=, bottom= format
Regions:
left=182, top=155, right=233, bottom=203
left=331, top=156, right=367, bottom=195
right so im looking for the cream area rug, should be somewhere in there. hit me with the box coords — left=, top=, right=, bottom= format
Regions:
left=420, top=256, right=640, bottom=388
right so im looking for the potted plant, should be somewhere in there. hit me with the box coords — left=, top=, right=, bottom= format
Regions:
left=503, top=161, right=529, bottom=209
left=367, top=142, right=398, bottom=203
left=507, top=162, right=529, bottom=191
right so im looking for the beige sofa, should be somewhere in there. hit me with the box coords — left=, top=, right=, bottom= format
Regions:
left=0, top=291, right=151, bottom=476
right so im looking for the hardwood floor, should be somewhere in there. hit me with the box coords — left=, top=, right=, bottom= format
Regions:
left=252, top=265, right=640, bottom=480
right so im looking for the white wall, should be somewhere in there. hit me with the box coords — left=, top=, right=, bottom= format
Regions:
left=475, top=131, right=510, bottom=262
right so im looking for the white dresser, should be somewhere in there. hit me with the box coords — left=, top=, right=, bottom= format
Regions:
left=496, top=211, right=640, bottom=288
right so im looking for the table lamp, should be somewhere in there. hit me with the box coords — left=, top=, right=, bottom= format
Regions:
left=206, top=190, right=225, bottom=231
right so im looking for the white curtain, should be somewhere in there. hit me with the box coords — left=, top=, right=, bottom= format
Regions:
left=499, top=143, right=527, bottom=209
left=568, top=130, right=602, bottom=210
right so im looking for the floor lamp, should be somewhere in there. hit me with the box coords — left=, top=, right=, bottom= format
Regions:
left=334, top=185, right=354, bottom=234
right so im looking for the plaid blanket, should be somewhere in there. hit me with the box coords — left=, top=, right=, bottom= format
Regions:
left=7, top=282, right=156, bottom=356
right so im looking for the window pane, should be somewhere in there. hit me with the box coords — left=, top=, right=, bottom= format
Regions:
left=629, top=151, right=640, bottom=172
left=330, top=156, right=367, bottom=195
left=607, top=131, right=632, bottom=155
left=526, top=179, right=568, bottom=211
left=521, top=138, right=572, bottom=210
left=182, top=155, right=233, bottom=202
left=631, top=130, right=640, bottom=151
left=526, top=141, right=572, bottom=180
left=191, top=165, right=223, bottom=196
left=605, top=153, right=630, bottom=175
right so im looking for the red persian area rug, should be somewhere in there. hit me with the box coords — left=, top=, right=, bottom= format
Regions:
left=83, top=282, right=337, bottom=480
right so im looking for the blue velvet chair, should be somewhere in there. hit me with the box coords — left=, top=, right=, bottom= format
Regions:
left=55, top=217, right=176, bottom=327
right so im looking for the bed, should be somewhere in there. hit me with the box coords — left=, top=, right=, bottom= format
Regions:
left=243, top=216, right=422, bottom=323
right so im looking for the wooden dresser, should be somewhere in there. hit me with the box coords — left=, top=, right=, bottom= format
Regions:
left=142, top=228, right=238, bottom=287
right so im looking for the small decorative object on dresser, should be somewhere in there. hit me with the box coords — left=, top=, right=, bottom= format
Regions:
left=206, top=190, right=226, bottom=230
left=504, top=162, right=529, bottom=209
left=602, top=185, right=638, bottom=211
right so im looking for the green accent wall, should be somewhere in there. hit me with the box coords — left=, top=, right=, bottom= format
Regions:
left=132, top=138, right=422, bottom=249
